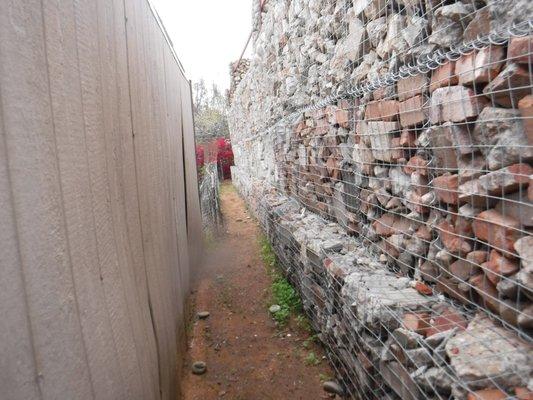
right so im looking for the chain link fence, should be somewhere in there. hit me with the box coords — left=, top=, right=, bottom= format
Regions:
left=199, top=163, right=222, bottom=236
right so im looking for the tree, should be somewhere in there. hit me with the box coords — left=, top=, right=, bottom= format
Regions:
left=193, top=80, right=229, bottom=142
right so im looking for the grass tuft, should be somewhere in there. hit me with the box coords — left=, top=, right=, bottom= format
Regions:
left=304, top=351, right=321, bottom=366
left=259, top=235, right=302, bottom=326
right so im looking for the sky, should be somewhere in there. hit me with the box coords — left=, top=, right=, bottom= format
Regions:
left=151, top=0, right=253, bottom=92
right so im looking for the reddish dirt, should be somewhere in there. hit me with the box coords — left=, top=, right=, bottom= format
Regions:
left=181, top=182, right=333, bottom=400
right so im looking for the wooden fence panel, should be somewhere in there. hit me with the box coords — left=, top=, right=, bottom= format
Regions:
left=0, top=0, right=200, bottom=398
left=181, top=79, right=203, bottom=272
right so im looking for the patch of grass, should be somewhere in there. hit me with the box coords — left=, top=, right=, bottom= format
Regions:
left=259, top=235, right=302, bottom=326
left=319, top=373, right=333, bottom=382
left=304, top=351, right=321, bottom=366
left=302, top=334, right=319, bottom=350
left=219, top=181, right=235, bottom=195
left=296, top=314, right=312, bottom=333
left=259, top=235, right=276, bottom=269
left=203, top=231, right=216, bottom=249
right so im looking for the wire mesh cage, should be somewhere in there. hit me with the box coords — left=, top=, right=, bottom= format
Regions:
left=229, top=0, right=533, bottom=398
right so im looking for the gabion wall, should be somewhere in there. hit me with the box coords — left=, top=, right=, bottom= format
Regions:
left=229, top=0, right=533, bottom=398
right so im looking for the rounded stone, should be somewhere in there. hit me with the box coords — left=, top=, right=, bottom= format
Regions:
left=197, top=311, right=210, bottom=319
left=323, top=381, right=344, bottom=395
left=192, top=361, right=207, bottom=375
left=269, top=304, right=281, bottom=313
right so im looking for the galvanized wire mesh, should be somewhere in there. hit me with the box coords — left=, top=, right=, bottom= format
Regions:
left=229, top=0, right=533, bottom=398
left=199, top=163, right=222, bottom=235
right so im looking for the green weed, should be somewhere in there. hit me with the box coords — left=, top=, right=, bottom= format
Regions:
left=296, top=314, right=312, bottom=332
left=259, top=235, right=302, bottom=326
left=319, top=373, right=333, bottom=382
left=304, top=351, right=321, bottom=366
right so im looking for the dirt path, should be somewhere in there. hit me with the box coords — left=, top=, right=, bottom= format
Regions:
left=181, top=182, right=333, bottom=400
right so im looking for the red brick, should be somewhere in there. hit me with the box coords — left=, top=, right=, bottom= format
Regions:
left=315, top=118, right=329, bottom=135
left=444, top=122, right=475, bottom=155
left=294, top=120, right=307, bottom=135
left=402, top=312, right=430, bottom=335
left=458, top=178, right=490, bottom=208
left=437, top=220, right=472, bottom=255
left=397, top=74, right=429, bottom=101
left=353, top=141, right=374, bottom=175
left=372, top=213, right=414, bottom=237
left=372, top=87, right=391, bottom=100
left=518, top=95, right=533, bottom=145
left=399, top=129, right=416, bottom=148
left=482, top=250, right=519, bottom=284
left=399, top=95, right=428, bottom=128
left=415, top=281, right=433, bottom=296
left=372, top=213, right=397, bottom=236
left=378, top=238, right=400, bottom=258
left=312, top=107, right=326, bottom=120
left=483, top=63, right=531, bottom=108
left=416, top=225, right=432, bottom=241
left=467, top=389, right=507, bottom=400
left=430, top=86, right=487, bottom=124
left=515, top=387, right=533, bottom=400
left=356, top=351, right=373, bottom=371
left=338, top=99, right=351, bottom=109
left=433, top=174, right=459, bottom=204
left=508, top=35, right=533, bottom=64
left=456, top=46, right=505, bottom=86
left=365, top=100, right=399, bottom=121
left=326, top=156, right=340, bottom=180
left=390, top=137, right=405, bottom=162
left=450, top=258, right=480, bottom=281
left=430, top=61, right=458, bottom=92
left=467, top=250, right=489, bottom=265
left=454, top=216, right=474, bottom=238
left=335, top=108, right=350, bottom=128
left=404, top=155, right=428, bottom=176
left=479, top=163, right=533, bottom=195
left=463, top=8, right=491, bottom=42
left=469, top=273, right=501, bottom=314
left=412, top=172, right=430, bottom=196
left=472, top=209, right=521, bottom=256
left=426, top=306, right=467, bottom=337
left=406, top=191, right=429, bottom=214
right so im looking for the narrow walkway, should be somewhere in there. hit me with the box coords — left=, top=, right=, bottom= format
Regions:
left=182, top=182, right=333, bottom=400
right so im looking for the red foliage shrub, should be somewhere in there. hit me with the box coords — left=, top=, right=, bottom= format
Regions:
left=196, top=137, right=234, bottom=179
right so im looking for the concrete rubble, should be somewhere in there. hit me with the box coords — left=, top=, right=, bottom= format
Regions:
left=229, top=0, right=533, bottom=398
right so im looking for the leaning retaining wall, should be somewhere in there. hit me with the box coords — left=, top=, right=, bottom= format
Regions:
left=230, top=0, right=533, bottom=398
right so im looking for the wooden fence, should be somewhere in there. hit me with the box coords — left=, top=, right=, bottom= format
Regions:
left=0, top=0, right=201, bottom=398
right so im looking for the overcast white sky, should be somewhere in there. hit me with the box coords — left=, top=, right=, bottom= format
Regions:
left=151, top=0, right=253, bottom=92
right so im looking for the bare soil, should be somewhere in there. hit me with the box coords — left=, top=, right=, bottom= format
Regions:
left=181, top=182, right=333, bottom=400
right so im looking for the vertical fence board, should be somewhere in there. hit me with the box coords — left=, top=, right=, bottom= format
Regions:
left=181, top=78, right=203, bottom=272
left=42, top=0, right=125, bottom=397
left=0, top=1, right=94, bottom=398
left=72, top=0, right=144, bottom=397
left=163, top=47, right=189, bottom=331
left=99, top=0, right=160, bottom=397
left=0, top=107, right=41, bottom=400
